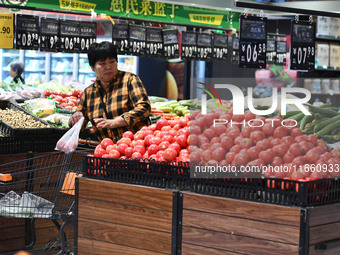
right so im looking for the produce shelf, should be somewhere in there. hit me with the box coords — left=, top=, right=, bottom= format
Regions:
left=82, top=156, right=340, bottom=208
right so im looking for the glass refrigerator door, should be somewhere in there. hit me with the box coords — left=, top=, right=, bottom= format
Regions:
left=0, top=49, right=21, bottom=82
left=118, top=55, right=138, bottom=75
left=24, top=50, right=47, bottom=85
left=50, top=52, right=76, bottom=84
left=78, top=53, right=96, bottom=85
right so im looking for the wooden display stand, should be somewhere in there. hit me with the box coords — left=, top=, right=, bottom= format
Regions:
left=77, top=178, right=340, bottom=255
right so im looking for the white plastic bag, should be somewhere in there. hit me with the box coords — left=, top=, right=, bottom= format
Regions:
left=55, top=117, right=84, bottom=154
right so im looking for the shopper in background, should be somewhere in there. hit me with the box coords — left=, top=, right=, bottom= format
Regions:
left=69, top=41, right=151, bottom=142
left=9, top=61, right=25, bottom=84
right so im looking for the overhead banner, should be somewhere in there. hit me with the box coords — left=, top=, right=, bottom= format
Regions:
left=0, top=0, right=239, bottom=29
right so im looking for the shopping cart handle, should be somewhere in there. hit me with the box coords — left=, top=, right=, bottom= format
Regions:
left=0, top=173, right=12, bottom=182
left=78, top=138, right=100, bottom=146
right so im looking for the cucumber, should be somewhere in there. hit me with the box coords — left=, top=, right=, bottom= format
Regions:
left=300, top=115, right=314, bottom=130
left=282, top=111, right=300, bottom=118
left=318, top=103, right=332, bottom=108
left=308, top=105, right=339, bottom=117
left=317, top=120, right=340, bottom=136
left=322, top=135, right=336, bottom=144
left=313, top=115, right=340, bottom=132
left=289, top=112, right=305, bottom=122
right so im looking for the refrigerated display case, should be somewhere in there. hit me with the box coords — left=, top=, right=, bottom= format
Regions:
left=78, top=53, right=96, bottom=84
left=24, top=50, right=47, bottom=84
left=0, top=49, right=24, bottom=82
left=50, top=52, right=77, bottom=84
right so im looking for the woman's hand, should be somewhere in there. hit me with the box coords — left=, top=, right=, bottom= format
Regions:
left=94, top=118, right=116, bottom=129
left=69, top=111, right=84, bottom=126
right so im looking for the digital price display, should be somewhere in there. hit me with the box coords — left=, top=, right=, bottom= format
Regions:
left=197, top=33, right=212, bottom=61
left=60, top=20, right=80, bottom=52
left=40, top=18, right=59, bottom=52
left=212, top=33, right=228, bottom=62
left=181, top=31, right=197, bottom=60
left=0, top=13, right=14, bottom=49
left=79, top=21, right=96, bottom=53
left=112, top=23, right=129, bottom=54
left=16, top=15, right=39, bottom=50
left=290, top=21, right=315, bottom=70
left=163, top=29, right=179, bottom=59
left=239, top=15, right=267, bottom=68
left=266, top=39, right=276, bottom=64
left=129, top=25, right=146, bottom=56
left=276, top=41, right=287, bottom=65
left=146, top=27, right=163, bottom=58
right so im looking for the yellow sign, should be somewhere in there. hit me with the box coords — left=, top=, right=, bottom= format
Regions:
left=189, top=14, right=223, bottom=26
left=59, top=0, right=96, bottom=12
left=0, top=13, right=14, bottom=49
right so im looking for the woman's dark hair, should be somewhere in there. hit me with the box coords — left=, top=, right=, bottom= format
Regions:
left=10, top=61, right=24, bottom=76
left=88, top=41, right=118, bottom=67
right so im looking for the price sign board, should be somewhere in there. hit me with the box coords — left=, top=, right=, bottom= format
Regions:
left=0, top=13, right=14, bottom=49
left=290, top=21, right=315, bottom=70
left=129, top=25, right=146, bottom=56
left=112, top=23, right=129, bottom=54
left=60, top=20, right=80, bottom=53
left=212, top=33, right=228, bottom=62
left=80, top=21, right=96, bottom=53
left=181, top=31, right=197, bottom=60
left=16, top=15, right=39, bottom=50
left=197, top=33, right=212, bottom=61
left=232, top=36, right=239, bottom=64
left=146, top=27, right=163, bottom=58
left=266, top=39, right=276, bottom=64
left=40, top=18, right=59, bottom=52
left=239, top=15, right=267, bottom=68
left=276, top=41, right=287, bottom=66
left=163, top=29, right=179, bottom=59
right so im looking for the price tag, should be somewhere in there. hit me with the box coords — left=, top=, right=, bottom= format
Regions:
left=239, top=15, right=267, bottom=69
left=290, top=21, right=315, bottom=70
left=181, top=31, right=197, bottom=60
left=146, top=27, right=163, bottom=58
left=276, top=41, right=287, bottom=66
left=163, top=29, right=179, bottom=59
left=266, top=39, right=276, bottom=64
left=112, top=23, right=129, bottom=54
left=212, top=33, right=228, bottom=62
left=60, top=20, right=80, bottom=53
left=16, top=15, right=39, bottom=50
left=129, top=25, right=146, bottom=56
left=232, top=36, right=239, bottom=64
left=197, top=33, right=212, bottom=61
left=80, top=22, right=96, bottom=53
left=40, top=18, right=59, bottom=52
left=0, top=13, right=14, bottom=49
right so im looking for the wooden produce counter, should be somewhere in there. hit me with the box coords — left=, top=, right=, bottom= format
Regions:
left=77, top=178, right=340, bottom=255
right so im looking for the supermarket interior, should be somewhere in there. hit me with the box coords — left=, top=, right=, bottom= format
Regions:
left=1, top=0, right=340, bottom=254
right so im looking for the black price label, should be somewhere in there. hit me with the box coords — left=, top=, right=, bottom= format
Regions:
left=290, top=21, right=315, bottom=70
left=163, top=29, right=179, bottom=59
left=266, top=39, right=276, bottom=64
left=80, top=22, right=96, bottom=53
left=146, top=27, right=163, bottom=58
left=16, top=15, right=39, bottom=50
left=232, top=36, right=239, bottom=64
left=40, top=18, right=59, bottom=52
left=197, top=33, right=212, bottom=61
left=212, top=33, right=228, bottom=61
left=112, top=23, right=129, bottom=54
left=276, top=41, right=287, bottom=66
left=239, top=15, right=267, bottom=68
left=181, top=31, right=197, bottom=60
left=129, top=25, right=146, bottom=56
left=60, top=20, right=80, bottom=53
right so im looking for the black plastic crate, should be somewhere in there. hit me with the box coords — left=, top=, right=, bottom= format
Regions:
left=0, top=100, right=55, bottom=136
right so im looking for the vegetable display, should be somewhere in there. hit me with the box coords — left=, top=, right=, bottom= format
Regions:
left=0, top=108, right=49, bottom=129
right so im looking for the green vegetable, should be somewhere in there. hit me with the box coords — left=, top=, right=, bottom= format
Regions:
left=282, top=111, right=300, bottom=118
left=313, top=115, right=340, bottom=132
left=149, top=96, right=167, bottom=104
left=289, top=112, right=304, bottom=122
left=322, top=135, right=336, bottom=143
left=300, top=115, right=314, bottom=130
left=317, top=120, right=340, bottom=136
left=308, top=105, right=339, bottom=117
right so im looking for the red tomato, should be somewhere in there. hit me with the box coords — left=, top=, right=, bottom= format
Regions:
left=307, top=134, right=318, bottom=147
left=262, top=123, right=275, bottom=136
left=117, top=143, right=128, bottom=156
left=190, top=125, right=201, bottom=135
left=290, top=128, right=303, bottom=138
left=177, top=135, right=188, bottom=148
left=144, top=134, right=154, bottom=147
left=148, top=144, right=159, bottom=155
left=244, top=110, right=256, bottom=121
left=259, top=149, right=275, bottom=164
left=250, top=130, right=265, bottom=144
left=202, top=128, right=216, bottom=140
left=190, top=134, right=199, bottom=146
left=225, top=151, right=236, bottom=164
left=283, top=153, right=295, bottom=163
left=94, top=146, right=106, bottom=158
left=273, top=126, right=288, bottom=139
left=273, top=144, right=288, bottom=157
left=256, top=140, right=270, bottom=151
left=156, top=119, right=169, bottom=130
left=159, top=141, right=170, bottom=151
left=163, top=148, right=178, bottom=161
left=221, top=136, right=234, bottom=150
left=106, top=145, right=115, bottom=154
left=230, top=144, right=242, bottom=154
left=179, top=117, right=189, bottom=127
left=109, top=149, right=120, bottom=159
left=289, top=143, right=304, bottom=156
left=241, top=126, right=252, bottom=138
left=247, top=146, right=260, bottom=160
left=131, top=152, right=142, bottom=159
left=211, top=147, right=226, bottom=162
left=233, top=153, right=249, bottom=165
left=295, top=135, right=308, bottom=143
left=123, top=131, right=134, bottom=140
left=117, top=137, right=131, bottom=146
left=169, top=142, right=181, bottom=154
left=240, top=138, right=252, bottom=149
left=281, top=136, right=295, bottom=147
left=133, top=145, right=146, bottom=155
left=271, top=137, right=281, bottom=147
left=291, top=156, right=307, bottom=167
left=211, top=125, right=227, bottom=136
left=150, top=136, right=162, bottom=145
left=271, top=156, right=283, bottom=167
left=124, top=147, right=134, bottom=158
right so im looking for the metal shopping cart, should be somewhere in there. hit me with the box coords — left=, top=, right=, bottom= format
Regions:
left=0, top=151, right=84, bottom=255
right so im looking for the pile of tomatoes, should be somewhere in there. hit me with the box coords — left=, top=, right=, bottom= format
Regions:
left=92, top=114, right=191, bottom=162
left=44, top=89, right=83, bottom=111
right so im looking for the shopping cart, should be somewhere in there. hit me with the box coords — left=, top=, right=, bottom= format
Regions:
left=0, top=151, right=84, bottom=255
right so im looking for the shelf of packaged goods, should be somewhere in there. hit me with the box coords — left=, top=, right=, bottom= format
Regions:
left=316, top=36, right=340, bottom=43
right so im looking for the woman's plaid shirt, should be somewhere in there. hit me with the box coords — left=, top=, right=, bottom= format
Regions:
left=77, top=71, right=151, bottom=142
